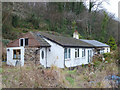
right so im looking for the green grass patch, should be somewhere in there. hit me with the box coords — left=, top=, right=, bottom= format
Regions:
left=67, top=69, right=77, bottom=75
left=0, top=68, right=2, bottom=73
left=66, top=76, right=74, bottom=86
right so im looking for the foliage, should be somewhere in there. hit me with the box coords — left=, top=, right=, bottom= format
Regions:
left=2, top=2, right=119, bottom=43
left=12, top=15, right=19, bottom=28
left=2, top=39, right=10, bottom=46
left=107, top=36, right=117, bottom=50
left=27, top=14, right=40, bottom=29
left=103, top=53, right=111, bottom=58
left=2, top=24, right=18, bottom=40
left=100, top=11, right=109, bottom=42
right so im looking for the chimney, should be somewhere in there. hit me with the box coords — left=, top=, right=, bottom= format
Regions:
left=73, top=30, right=79, bottom=39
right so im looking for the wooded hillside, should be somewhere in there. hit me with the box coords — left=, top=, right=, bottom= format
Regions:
left=2, top=2, right=119, bottom=44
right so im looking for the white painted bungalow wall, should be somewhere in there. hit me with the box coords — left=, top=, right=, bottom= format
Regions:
left=7, top=47, right=24, bottom=66
left=43, top=38, right=94, bottom=68
left=42, top=38, right=65, bottom=68
left=40, top=47, right=47, bottom=67
left=104, top=47, right=110, bottom=53
left=65, top=48, right=94, bottom=67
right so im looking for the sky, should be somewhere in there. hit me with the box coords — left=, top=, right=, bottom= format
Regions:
left=102, top=0, right=120, bottom=19
left=84, top=0, right=120, bottom=20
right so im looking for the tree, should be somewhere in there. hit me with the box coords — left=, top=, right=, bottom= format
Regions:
left=101, top=11, right=109, bottom=42
left=107, top=36, right=117, bottom=50
left=12, top=15, right=19, bottom=27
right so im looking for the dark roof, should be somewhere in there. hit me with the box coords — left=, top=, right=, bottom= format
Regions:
left=31, top=32, right=51, bottom=47
left=34, top=31, right=94, bottom=48
left=80, top=39, right=109, bottom=47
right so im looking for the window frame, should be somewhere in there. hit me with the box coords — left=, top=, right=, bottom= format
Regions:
left=13, top=49, right=21, bottom=60
left=20, top=38, right=24, bottom=47
left=25, top=38, right=29, bottom=46
left=107, top=48, right=108, bottom=52
left=82, top=49, right=85, bottom=57
left=19, top=38, right=29, bottom=47
left=65, top=48, right=71, bottom=60
left=75, top=48, right=79, bottom=58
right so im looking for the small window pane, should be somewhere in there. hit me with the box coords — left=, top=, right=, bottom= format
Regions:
left=13, top=49, right=21, bottom=60
left=75, top=49, right=77, bottom=58
left=68, top=49, right=71, bottom=58
left=41, top=51, right=44, bottom=59
left=65, top=48, right=67, bottom=59
left=20, top=39, right=23, bottom=46
left=78, top=49, right=79, bottom=57
left=25, top=38, right=28, bottom=46
left=84, top=49, right=85, bottom=56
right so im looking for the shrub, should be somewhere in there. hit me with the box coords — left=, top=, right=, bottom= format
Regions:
left=93, top=60, right=101, bottom=67
left=2, top=39, right=10, bottom=46
left=107, top=36, right=117, bottom=50
left=103, top=53, right=111, bottom=58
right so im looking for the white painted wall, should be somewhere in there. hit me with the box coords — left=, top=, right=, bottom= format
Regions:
left=6, top=47, right=24, bottom=66
left=73, top=32, right=79, bottom=39
left=40, top=47, right=47, bottom=67
left=43, top=38, right=64, bottom=68
left=65, top=48, right=94, bottom=67
left=104, top=47, right=110, bottom=53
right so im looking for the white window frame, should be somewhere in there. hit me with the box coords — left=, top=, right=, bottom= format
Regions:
left=75, top=48, right=79, bottom=58
left=19, top=38, right=28, bottom=47
left=65, top=48, right=71, bottom=60
left=107, top=48, right=108, bottom=53
left=82, top=49, right=85, bottom=57
left=19, top=38, right=25, bottom=47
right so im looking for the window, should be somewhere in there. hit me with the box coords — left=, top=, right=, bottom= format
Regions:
left=20, top=39, right=24, bottom=46
left=20, top=38, right=29, bottom=46
left=41, top=51, right=44, bottom=59
left=82, top=49, right=85, bottom=57
left=68, top=48, right=71, bottom=58
left=13, top=49, right=21, bottom=60
left=65, top=48, right=71, bottom=60
left=25, top=38, right=28, bottom=46
left=65, top=48, right=67, bottom=59
left=75, top=49, right=79, bottom=58
left=107, top=48, right=108, bottom=52
left=90, top=50, right=92, bottom=57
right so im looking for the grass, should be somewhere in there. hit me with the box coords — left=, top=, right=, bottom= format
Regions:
left=2, top=51, right=119, bottom=88
left=0, top=68, right=2, bottom=74
left=67, top=69, right=77, bottom=75
left=66, top=76, right=74, bottom=86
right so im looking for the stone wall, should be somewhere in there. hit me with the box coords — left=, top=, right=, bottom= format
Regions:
left=24, top=47, right=40, bottom=62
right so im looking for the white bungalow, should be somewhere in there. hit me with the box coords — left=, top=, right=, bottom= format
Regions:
left=6, top=31, right=110, bottom=68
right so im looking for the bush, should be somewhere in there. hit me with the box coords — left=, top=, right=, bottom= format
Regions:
left=107, top=36, right=117, bottom=50
left=2, top=39, right=10, bottom=46
left=93, top=60, right=101, bottom=67
left=103, top=53, right=111, bottom=58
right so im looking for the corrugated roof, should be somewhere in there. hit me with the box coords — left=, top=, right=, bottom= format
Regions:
left=35, top=32, right=94, bottom=48
left=80, top=39, right=109, bottom=47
